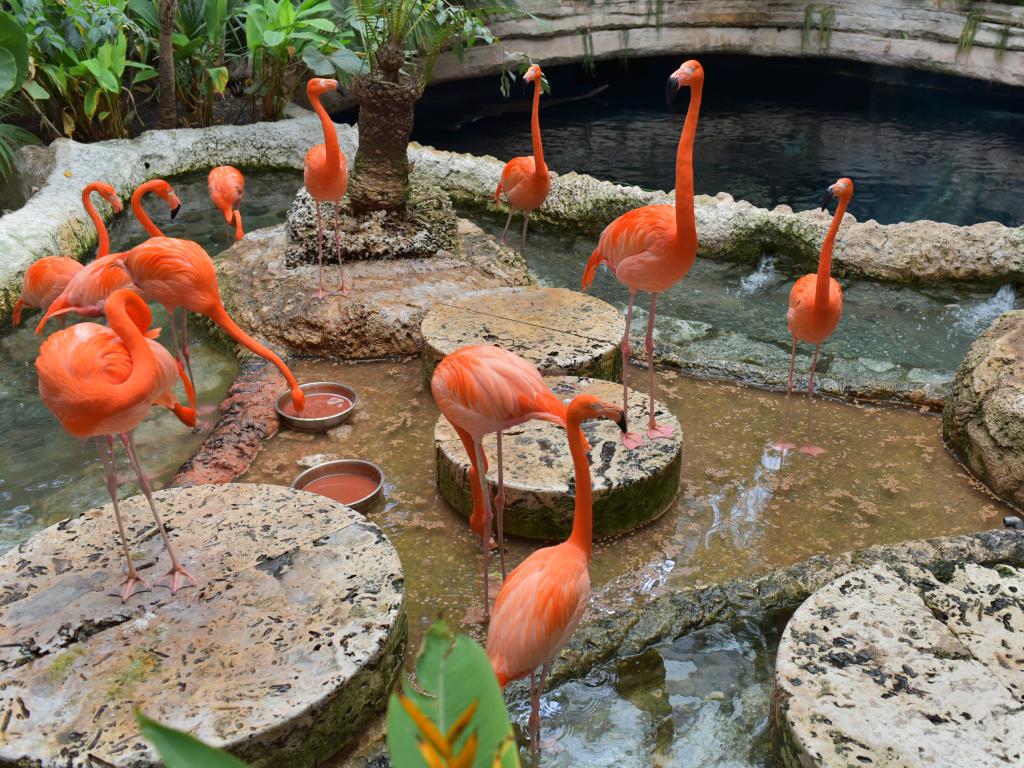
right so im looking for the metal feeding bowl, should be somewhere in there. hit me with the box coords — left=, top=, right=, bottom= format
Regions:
left=276, top=381, right=357, bottom=433
left=291, top=459, right=384, bottom=512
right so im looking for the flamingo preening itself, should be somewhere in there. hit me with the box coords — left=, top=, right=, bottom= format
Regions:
left=431, top=344, right=571, bottom=621
left=494, top=63, right=550, bottom=252
left=304, top=77, right=349, bottom=298
left=35, top=289, right=198, bottom=600
left=582, top=59, right=703, bottom=449
left=131, top=178, right=182, bottom=238
left=487, top=394, right=627, bottom=750
left=208, top=166, right=245, bottom=241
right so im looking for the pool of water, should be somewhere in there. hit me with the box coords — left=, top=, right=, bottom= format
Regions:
left=0, top=169, right=302, bottom=551
left=413, top=55, right=1024, bottom=227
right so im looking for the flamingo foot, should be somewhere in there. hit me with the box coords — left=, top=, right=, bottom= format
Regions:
left=771, top=440, right=797, bottom=451
left=111, top=574, right=152, bottom=603
left=312, top=286, right=327, bottom=301
left=156, top=564, right=198, bottom=594
left=799, top=444, right=826, bottom=457
left=621, top=431, right=646, bottom=450
left=647, top=422, right=674, bottom=440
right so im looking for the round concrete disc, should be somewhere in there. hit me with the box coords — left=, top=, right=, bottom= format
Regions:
left=0, top=483, right=406, bottom=767
left=434, top=376, right=681, bottom=540
left=420, top=286, right=623, bottom=381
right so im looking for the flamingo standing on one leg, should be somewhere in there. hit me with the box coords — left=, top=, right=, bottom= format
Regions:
left=13, top=181, right=123, bottom=326
left=131, top=179, right=182, bottom=238
left=35, top=288, right=198, bottom=600
left=494, top=63, right=550, bottom=252
left=118, top=236, right=305, bottom=412
left=304, top=77, right=349, bottom=299
left=208, top=166, right=245, bottom=241
left=431, top=344, right=571, bottom=621
left=784, top=177, right=852, bottom=457
left=582, top=60, right=704, bottom=449
left=487, top=394, right=627, bottom=751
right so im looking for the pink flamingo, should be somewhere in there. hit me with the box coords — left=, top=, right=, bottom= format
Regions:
left=494, top=63, right=550, bottom=251
left=208, top=166, right=245, bottom=241
left=582, top=59, right=703, bottom=449
left=131, top=179, right=182, bottom=238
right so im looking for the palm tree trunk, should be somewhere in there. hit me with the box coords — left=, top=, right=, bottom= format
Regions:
left=157, top=0, right=177, bottom=129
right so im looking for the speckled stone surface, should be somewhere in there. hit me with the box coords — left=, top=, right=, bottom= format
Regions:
left=435, top=376, right=681, bottom=539
left=773, top=562, right=1024, bottom=768
left=0, top=484, right=406, bottom=768
left=420, top=287, right=623, bottom=382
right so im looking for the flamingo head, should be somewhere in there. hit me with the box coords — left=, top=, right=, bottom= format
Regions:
left=820, top=177, right=854, bottom=210
left=523, top=64, right=543, bottom=84
left=307, top=77, right=341, bottom=98
left=94, top=182, right=123, bottom=213
left=109, top=288, right=154, bottom=333
left=149, top=179, right=182, bottom=220
left=567, top=394, right=628, bottom=433
left=666, top=59, right=703, bottom=104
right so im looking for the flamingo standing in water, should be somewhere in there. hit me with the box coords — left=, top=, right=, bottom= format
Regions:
left=118, top=236, right=305, bottom=412
left=431, top=344, right=569, bottom=620
left=208, top=166, right=245, bottom=241
left=494, top=63, right=551, bottom=252
left=582, top=59, right=704, bottom=449
left=782, top=177, right=852, bottom=456
left=13, top=181, right=122, bottom=326
left=304, top=77, right=349, bottom=298
left=35, top=288, right=198, bottom=600
left=487, top=394, right=627, bottom=750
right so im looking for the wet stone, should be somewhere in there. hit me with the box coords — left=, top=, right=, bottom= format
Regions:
left=434, top=376, right=681, bottom=540
left=420, top=286, right=623, bottom=381
left=773, top=562, right=1024, bottom=767
left=0, top=483, right=406, bottom=767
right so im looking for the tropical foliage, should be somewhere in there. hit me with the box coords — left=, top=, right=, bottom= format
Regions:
left=0, top=10, right=41, bottom=179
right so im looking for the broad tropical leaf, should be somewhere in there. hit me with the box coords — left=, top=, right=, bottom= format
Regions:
left=137, top=713, right=251, bottom=768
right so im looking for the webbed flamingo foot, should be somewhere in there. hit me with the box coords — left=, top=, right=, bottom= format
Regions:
left=156, top=563, right=198, bottom=594
left=621, top=431, right=645, bottom=449
left=799, top=444, right=826, bottom=457
left=647, top=422, right=674, bottom=440
left=771, top=439, right=797, bottom=451
left=111, top=573, right=152, bottom=602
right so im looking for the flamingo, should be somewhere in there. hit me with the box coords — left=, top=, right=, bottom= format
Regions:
left=487, top=394, right=627, bottom=750
left=782, top=177, right=852, bottom=456
left=117, top=236, right=305, bottom=412
left=304, top=77, right=349, bottom=299
left=208, top=166, right=245, bottom=241
left=431, top=344, right=571, bottom=620
left=494, top=63, right=551, bottom=252
left=12, top=181, right=122, bottom=326
left=582, top=59, right=704, bottom=449
left=35, top=288, right=198, bottom=600
left=131, top=178, right=182, bottom=238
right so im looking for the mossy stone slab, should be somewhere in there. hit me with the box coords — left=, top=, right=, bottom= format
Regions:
left=420, top=286, right=623, bottom=382
left=434, top=376, right=681, bottom=540
left=0, top=483, right=406, bottom=768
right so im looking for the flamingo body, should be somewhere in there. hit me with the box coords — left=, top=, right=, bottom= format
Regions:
left=208, top=166, right=245, bottom=240
left=37, top=255, right=136, bottom=331
left=14, top=257, right=83, bottom=326
left=304, top=143, right=348, bottom=203
left=786, top=274, right=842, bottom=345
left=495, top=156, right=550, bottom=214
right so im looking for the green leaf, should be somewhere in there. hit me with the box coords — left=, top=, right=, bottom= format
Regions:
left=82, top=59, right=119, bottom=93
left=171, top=32, right=191, bottom=47
left=206, top=66, right=229, bottom=94
left=0, top=49, right=17, bottom=99
left=206, top=0, right=228, bottom=44
left=110, top=33, right=127, bottom=77
left=132, top=68, right=159, bottom=85
left=84, top=86, right=100, bottom=119
left=330, top=47, right=364, bottom=77
left=301, top=18, right=337, bottom=32
left=23, top=79, right=50, bottom=99
left=0, top=11, right=29, bottom=98
left=137, top=713, right=251, bottom=768
left=262, top=29, right=285, bottom=47
left=127, top=0, right=160, bottom=30
left=301, top=47, right=333, bottom=76
left=277, top=0, right=295, bottom=30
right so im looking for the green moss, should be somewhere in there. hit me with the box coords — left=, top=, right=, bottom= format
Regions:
left=107, top=649, right=161, bottom=699
left=47, top=645, right=86, bottom=684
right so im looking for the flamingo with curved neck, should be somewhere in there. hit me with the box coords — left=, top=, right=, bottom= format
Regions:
left=487, top=394, right=627, bottom=750
left=493, top=63, right=551, bottom=251
left=131, top=179, right=182, bottom=238
left=208, top=166, right=245, bottom=240
left=582, top=59, right=703, bottom=448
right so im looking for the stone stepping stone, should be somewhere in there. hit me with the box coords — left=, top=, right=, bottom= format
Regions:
left=0, top=483, right=406, bottom=768
left=774, top=562, right=1024, bottom=768
left=420, top=286, right=623, bottom=381
left=434, top=376, right=681, bottom=540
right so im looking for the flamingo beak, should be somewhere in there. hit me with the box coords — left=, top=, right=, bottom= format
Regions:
left=819, top=186, right=835, bottom=211
left=336, top=82, right=344, bottom=94
left=170, top=203, right=181, bottom=220
left=665, top=75, right=681, bottom=106
left=616, top=410, right=628, bottom=433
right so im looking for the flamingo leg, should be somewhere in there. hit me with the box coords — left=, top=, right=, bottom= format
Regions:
left=528, top=668, right=540, bottom=753
left=97, top=437, right=151, bottom=602
left=179, top=308, right=198, bottom=402
left=500, top=211, right=513, bottom=244
left=472, top=440, right=495, bottom=622
left=314, top=200, right=326, bottom=300
left=620, top=292, right=644, bottom=449
left=800, top=344, right=826, bottom=457
left=772, top=389, right=797, bottom=452
left=533, top=662, right=550, bottom=752
left=520, top=211, right=530, bottom=253
left=121, top=432, right=197, bottom=593
left=786, top=336, right=798, bottom=395
left=644, top=293, right=674, bottom=440
left=495, top=430, right=506, bottom=581
left=334, top=201, right=349, bottom=295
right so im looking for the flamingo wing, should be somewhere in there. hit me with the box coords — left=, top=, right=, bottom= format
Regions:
left=15, top=257, right=83, bottom=323
left=123, top=237, right=219, bottom=313
left=499, top=156, right=536, bottom=200
left=583, top=205, right=676, bottom=290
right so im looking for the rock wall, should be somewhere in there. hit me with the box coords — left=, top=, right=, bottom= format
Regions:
left=432, top=1, right=1024, bottom=88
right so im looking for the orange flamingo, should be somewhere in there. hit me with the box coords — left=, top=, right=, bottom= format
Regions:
left=35, top=288, right=198, bottom=600
left=487, top=394, right=627, bottom=749
left=783, top=177, right=852, bottom=456
left=494, top=64, right=550, bottom=252
left=304, top=77, right=349, bottom=298
left=582, top=59, right=704, bottom=449
left=208, top=166, right=245, bottom=241
left=13, top=181, right=122, bottom=326
left=431, top=344, right=570, bottom=620
left=131, top=178, right=182, bottom=237
left=118, top=236, right=305, bottom=412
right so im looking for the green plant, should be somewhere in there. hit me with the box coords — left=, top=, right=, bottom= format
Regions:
left=0, top=11, right=39, bottom=181
left=958, top=9, right=982, bottom=53
left=802, top=4, right=836, bottom=51
left=581, top=28, right=595, bottom=75
left=137, top=712, right=249, bottom=767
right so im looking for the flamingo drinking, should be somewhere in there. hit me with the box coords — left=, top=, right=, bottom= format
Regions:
left=208, top=166, right=245, bottom=241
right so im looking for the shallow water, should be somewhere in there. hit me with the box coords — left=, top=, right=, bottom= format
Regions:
left=241, top=358, right=1008, bottom=667
left=414, top=55, right=1024, bottom=227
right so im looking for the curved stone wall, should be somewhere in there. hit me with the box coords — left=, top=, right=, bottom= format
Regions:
left=432, top=0, right=1024, bottom=88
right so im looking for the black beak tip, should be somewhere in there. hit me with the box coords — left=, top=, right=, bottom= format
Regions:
left=665, top=77, right=679, bottom=106
left=616, top=414, right=628, bottom=434
left=170, top=204, right=181, bottom=220
left=819, top=188, right=833, bottom=211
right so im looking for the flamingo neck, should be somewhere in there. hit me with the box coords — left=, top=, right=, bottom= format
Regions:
left=106, top=298, right=157, bottom=408
left=83, top=184, right=112, bottom=257
left=232, top=210, right=243, bottom=241
left=530, top=78, right=547, bottom=176
left=312, top=91, right=340, bottom=168
left=815, top=195, right=848, bottom=309
left=566, top=419, right=594, bottom=559
left=132, top=184, right=164, bottom=237
left=674, top=80, right=701, bottom=255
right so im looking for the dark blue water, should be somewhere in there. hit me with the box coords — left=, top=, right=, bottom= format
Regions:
left=413, top=55, right=1024, bottom=227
